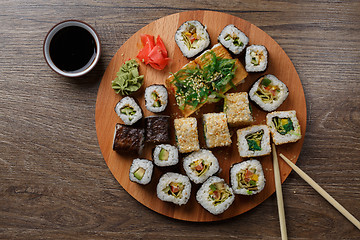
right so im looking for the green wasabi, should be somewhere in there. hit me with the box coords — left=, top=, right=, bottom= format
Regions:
left=111, top=59, right=144, bottom=95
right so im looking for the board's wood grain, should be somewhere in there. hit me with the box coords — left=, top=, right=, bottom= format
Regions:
left=95, top=10, right=306, bottom=221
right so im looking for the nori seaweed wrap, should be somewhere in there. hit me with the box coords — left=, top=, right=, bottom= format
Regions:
left=145, top=115, right=170, bottom=144
left=113, top=123, right=145, bottom=154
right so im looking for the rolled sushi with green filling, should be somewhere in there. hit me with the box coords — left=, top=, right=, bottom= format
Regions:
left=145, top=84, right=168, bottom=113
left=153, top=144, right=179, bottom=167
left=196, top=176, right=234, bottom=215
left=218, top=24, right=248, bottom=55
left=245, top=45, right=268, bottom=72
left=237, top=125, right=271, bottom=158
left=156, top=172, right=191, bottom=206
left=175, top=20, right=210, bottom=58
left=249, top=74, right=289, bottom=112
left=266, top=110, right=301, bottom=145
left=114, top=96, right=142, bottom=125
left=129, top=158, right=153, bottom=185
left=183, top=149, right=220, bottom=184
left=230, top=159, right=265, bottom=195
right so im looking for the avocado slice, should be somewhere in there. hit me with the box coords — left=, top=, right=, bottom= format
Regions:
left=159, top=148, right=169, bottom=161
left=133, top=167, right=145, bottom=180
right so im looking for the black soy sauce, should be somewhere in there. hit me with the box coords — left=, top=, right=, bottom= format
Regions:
left=49, top=26, right=96, bottom=72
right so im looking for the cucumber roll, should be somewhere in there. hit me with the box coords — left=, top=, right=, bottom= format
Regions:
left=249, top=74, right=289, bottom=112
left=218, top=24, right=248, bottom=55
left=145, top=84, right=168, bottom=113
left=114, top=96, right=142, bottom=125
left=153, top=144, right=179, bottom=167
left=245, top=45, right=268, bottom=72
left=156, top=172, right=191, bottom=206
left=237, top=125, right=271, bottom=158
left=230, top=159, right=265, bottom=195
left=196, top=176, right=234, bottom=215
left=175, top=20, right=210, bottom=58
left=129, top=158, right=154, bottom=185
left=183, top=149, right=220, bottom=184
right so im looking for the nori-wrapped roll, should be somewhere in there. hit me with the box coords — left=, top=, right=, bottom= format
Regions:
left=145, top=115, right=170, bottom=144
left=113, top=123, right=145, bottom=154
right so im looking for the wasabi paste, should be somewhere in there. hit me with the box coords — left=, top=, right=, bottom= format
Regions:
left=112, top=59, right=144, bottom=95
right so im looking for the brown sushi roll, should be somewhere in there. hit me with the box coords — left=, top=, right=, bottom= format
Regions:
left=145, top=115, right=170, bottom=144
left=113, top=123, right=145, bottom=154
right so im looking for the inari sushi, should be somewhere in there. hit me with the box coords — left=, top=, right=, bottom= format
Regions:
left=174, top=117, right=200, bottom=153
left=196, top=176, right=234, bottom=215
left=175, top=20, right=210, bottom=58
left=145, top=84, right=168, bottom=113
left=145, top=115, right=170, bottom=144
left=183, top=149, right=220, bottom=184
left=218, top=24, right=248, bottom=55
left=112, top=123, right=145, bottom=155
left=153, top=144, right=179, bottom=167
left=129, top=158, right=153, bottom=185
left=266, top=110, right=301, bottom=145
left=237, top=125, right=271, bottom=158
left=203, top=113, right=232, bottom=148
left=230, top=159, right=265, bottom=195
left=245, top=45, right=268, bottom=72
left=114, top=96, right=142, bottom=125
left=156, top=172, right=191, bottom=206
left=249, top=74, right=289, bottom=112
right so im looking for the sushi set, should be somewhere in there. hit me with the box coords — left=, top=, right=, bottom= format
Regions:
left=95, top=10, right=307, bottom=221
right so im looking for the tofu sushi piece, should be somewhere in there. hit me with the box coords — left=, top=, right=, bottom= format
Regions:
left=183, top=149, right=220, bottom=184
left=175, top=20, right=210, bottom=58
left=129, top=158, right=154, bottom=185
left=230, top=159, right=266, bottom=195
left=237, top=125, right=271, bottom=158
left=145, top=84, right=168, bottom=113
left=203, top=113, right=232, bottom=148
left=245, top=45, right=268, bottom=72
left=174, top=117, right=200, bottom=153
left=153, top=144, right=179, bottom=167
left=114, top=96, right=142, bottom=125
left=266, top=110, right=301, bottom=145
left=196, top=176, right=234, bottom=215
left=249, top=74, right=289, bottom=112
left=224, top=92, right=253, bottom=127
left=218, top=24, right=249, bottom=55
left=112, top=123, right=145, bottom=154
left=156, top=172, right=191, bottom=206
left=145, top=115, right=170, bottom=144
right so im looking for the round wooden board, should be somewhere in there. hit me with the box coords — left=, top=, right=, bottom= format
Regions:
left=95, top=10, right=306, bottom=222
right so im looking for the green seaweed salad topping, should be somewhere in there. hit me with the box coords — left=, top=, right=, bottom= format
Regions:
left=171, top=51, right=237, bottom=110
left=112, top=59, right=144, bottom=95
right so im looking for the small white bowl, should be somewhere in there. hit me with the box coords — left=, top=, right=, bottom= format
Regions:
left=43, top=20, right=101, bottom=77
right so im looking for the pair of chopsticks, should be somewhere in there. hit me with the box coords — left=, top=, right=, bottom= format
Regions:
left=272, top=144, right=360, bottom=240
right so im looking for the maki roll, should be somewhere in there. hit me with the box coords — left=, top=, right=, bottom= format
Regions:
left=174, top=117, right=200, bottom=153
left=156, top=172, right=191, bottom=206
left=224, top=92, right=253, bottom=127
left=145, top=84, right=168, bottom=113
left=129, top=158, right=154, bottom=185
left=237, top=125, right=271, bottom=158
left=196, top=176, right=234, bottom=215
left=218, top=24, right=248, bottom=55
left=245, top=45, right=268, bottom=72
left=183, top=149, right=220, bottom=184
left=249, top=74, right=289, bottom=112
left=153, top=144, right=179, bottom=167
left=145, top=115, right=170, bottom=144
left=114, top=96, right=142, bottom=125
left=175, top=20, right=210, bottom=58
left=230, top=159, right=266, bottom=195
left=112, top=123, right=145, bottom=155
left=203, top=113, right=232, bottom=148
left=266, top=110, right=301, bottom=145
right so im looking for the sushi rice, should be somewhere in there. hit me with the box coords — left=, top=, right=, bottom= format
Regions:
left=129, top=158, right=154, bottom=185
left=245, top=45, right=268, bottom=72
left=237, top=125, right=271, bottom=158
left=145, top=84, right=168, bottom=113
left=153, top=144, right=179, bottom=167
left=114, top=96, right=142, bottom=125
left=156, top=172, right=191, bottom=206
left=218, top=24, right=248, bottom=55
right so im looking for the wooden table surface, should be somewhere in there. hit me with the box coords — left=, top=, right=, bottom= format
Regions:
left=0, top=0, right=359, bottom=239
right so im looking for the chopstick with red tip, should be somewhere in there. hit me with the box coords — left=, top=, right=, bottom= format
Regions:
left=279, top=153, right=360, bottom=230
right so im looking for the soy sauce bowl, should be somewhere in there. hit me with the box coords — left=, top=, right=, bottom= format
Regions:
left=43, top=20, right=101, bottom=78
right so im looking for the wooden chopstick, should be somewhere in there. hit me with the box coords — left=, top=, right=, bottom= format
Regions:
left=279, top=153, right=360, bottom=230
left=272, top=144, right=288, bottom=240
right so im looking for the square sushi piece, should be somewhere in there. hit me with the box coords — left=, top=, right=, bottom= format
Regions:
left=129, top=158, right=154, bottom=185
left=245, top=45, right=268, bottom=72
left=196, top=176, right=234, bottom=215
left=156, top=172, right=191, bottom=206
left=153, top=144, right=179, bottom=167
left=174, top=117, right=200, bottom=153
left=224, top=92, right=253, bottom=127
left=230, top=159, right=266, bottom=195
left=266, top=110, right=301, bottom=145
left=218, top=24, right=249, bottom=55
left=145, top=115, right=170, bottom=144
left=113, top=123, right=145, bottom=154
left=237, top=125, right=271, bottom=158
left=203, top=113, right=232, bottom=148
left=183, top=149, right=220, bottom=184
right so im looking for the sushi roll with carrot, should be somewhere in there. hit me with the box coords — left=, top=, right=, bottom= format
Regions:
left=245, top=45, right=268, bottom=72
left=237, top=125, right=271, bottom=158
left=156, top=172, right=191, bottom=206
left=218, top=24, right=248, bottom=55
